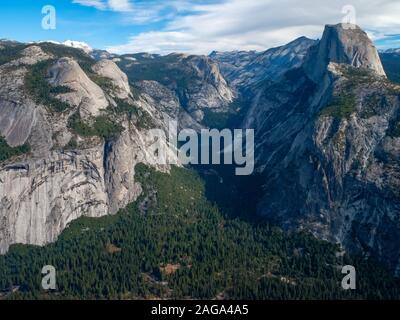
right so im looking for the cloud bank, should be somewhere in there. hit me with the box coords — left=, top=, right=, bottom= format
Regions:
left=73, top=0, right=133, bottom=12
left=75, top=0, right=400, bottom=54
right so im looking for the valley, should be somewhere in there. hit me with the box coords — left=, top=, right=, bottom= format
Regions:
left=1, top=164, right=400, bottom=299
left=0, top=23, right=400, bottom=300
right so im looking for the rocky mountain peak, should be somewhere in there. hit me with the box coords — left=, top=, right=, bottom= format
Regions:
left=305, top=23, right=386, bottom=81
left=92, top=59, right=132, bottom=100
left=48, top=57, right=109, bottom=118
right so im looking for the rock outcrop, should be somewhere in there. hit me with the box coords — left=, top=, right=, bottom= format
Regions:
left=48, top=57, right=109, bottom=118
left=304, top=23, right=386, bottom=82
left=0, top=46, right=53, bottom=148
left=92, top=59, right=131, bottom=100
left=11, top=45, right=52, bottom=67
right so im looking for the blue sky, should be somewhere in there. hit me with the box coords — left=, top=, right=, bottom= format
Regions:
left=1, top=0, right=400, bottom=54
left=0, top=0, right=172, bottom=48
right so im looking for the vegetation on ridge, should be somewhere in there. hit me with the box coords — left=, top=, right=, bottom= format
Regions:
left=0, top=42, right=27, bottom=65
left=25, top=60, right=72, bottom=113
left=67, top=112, right=123, bottom=140
left=320, top=93, right=357, bottom=119
left=112, top=98, right=155, bottom=129
left=0, top=136, right=30, bottom=162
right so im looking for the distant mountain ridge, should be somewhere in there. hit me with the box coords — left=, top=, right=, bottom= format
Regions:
left=210, top=36, right=316, bottom=88
left=384, top=48, right=400, bottom=54
left=380, top=50, right=400, bottom=84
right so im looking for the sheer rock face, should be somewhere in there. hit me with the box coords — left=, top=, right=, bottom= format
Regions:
left=0, top=44, right=179, bottom=254
left=177, top=54, right=235, bottom=122
left=304, top=23, right=386, bottom=82
left=243, top=25, right=400, bottom=274
left=104, top=125, right=177, bottom=214
left=48, top=57, right=109, bottom=118
left=92, top=59, right=131, bottom=100
left=0, top=148, right=108, bottom=253
left=117, top=53, right=235, bottom=124
left=0, top=73, right=37, bottom=148
left=135, top=80, right=204, bottom=131
left=187, top=55, right=235, bottom=105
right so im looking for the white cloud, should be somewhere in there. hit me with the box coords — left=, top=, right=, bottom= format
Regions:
left=108, top=0, right=133, bottom=12
left=103, top=0, right=400, bottom=54
left=73, top=0, right=133, bottom=12
left=72, top=0, right=107, bottom=10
